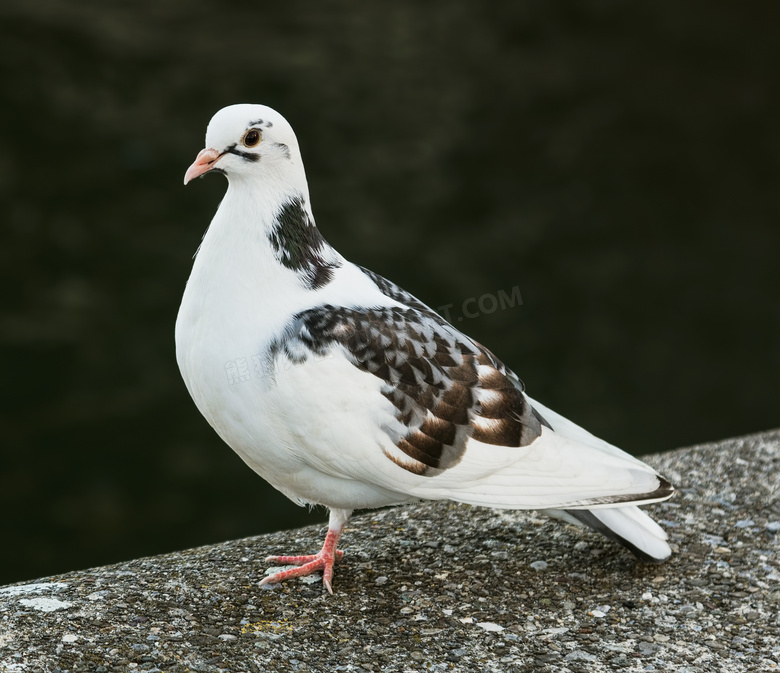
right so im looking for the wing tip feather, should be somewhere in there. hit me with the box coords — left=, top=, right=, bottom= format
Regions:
left=569, top=474, right=675, bottom=509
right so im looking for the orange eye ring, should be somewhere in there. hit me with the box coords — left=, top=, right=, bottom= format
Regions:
left=242, top=129, right=261, bottom=148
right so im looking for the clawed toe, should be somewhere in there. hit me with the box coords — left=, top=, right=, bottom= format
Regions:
left=260, top=522, right=346, bottom=593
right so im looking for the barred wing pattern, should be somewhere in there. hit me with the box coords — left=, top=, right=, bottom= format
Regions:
left=269, top=304, right=543, bottom=476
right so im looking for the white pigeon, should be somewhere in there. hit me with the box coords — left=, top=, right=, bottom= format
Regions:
left=176, top=104, right=674, bottom=594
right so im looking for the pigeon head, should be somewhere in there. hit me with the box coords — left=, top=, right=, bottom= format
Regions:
left=184, top=104, right=302, bottom=185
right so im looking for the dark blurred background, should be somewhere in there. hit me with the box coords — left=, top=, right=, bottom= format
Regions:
left=1, top=0, right=778, bottom=587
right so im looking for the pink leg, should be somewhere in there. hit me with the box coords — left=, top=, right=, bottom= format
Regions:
left=260, top=509, right=351, bottom=594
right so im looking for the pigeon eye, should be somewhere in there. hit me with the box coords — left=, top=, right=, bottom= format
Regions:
left=242, top=129, right=261, bottom=148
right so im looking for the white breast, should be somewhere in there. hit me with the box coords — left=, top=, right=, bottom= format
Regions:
left=175, top=187, right=408, bottom=507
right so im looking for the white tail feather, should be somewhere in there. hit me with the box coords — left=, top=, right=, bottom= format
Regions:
left=544, top=505, right=671, bottom=561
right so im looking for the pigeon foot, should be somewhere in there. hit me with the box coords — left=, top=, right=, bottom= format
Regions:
left=260, top=523, right=345, bottom=594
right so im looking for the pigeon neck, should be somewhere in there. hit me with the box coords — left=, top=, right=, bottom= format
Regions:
left=266, top=195, right=341, bottom=290
left=199, top=179, right=342, bottom=293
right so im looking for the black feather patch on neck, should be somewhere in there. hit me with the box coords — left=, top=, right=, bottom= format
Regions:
left=268, top=196, right=341, bottom=289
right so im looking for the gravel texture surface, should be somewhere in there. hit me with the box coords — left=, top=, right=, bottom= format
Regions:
left=1, top=430, right=778, bottom=672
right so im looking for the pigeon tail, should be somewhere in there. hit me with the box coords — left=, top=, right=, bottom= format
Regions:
left=549, top=506, right=671, bottom=563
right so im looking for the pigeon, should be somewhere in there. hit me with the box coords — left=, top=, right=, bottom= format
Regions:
left=176, top=104, right=674, bottom=594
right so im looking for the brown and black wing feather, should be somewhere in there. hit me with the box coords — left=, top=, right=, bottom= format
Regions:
left=269, top=303, right=543, bottom=476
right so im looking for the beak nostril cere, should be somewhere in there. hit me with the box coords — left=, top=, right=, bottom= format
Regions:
left=183, top=148, right=223, bottom=185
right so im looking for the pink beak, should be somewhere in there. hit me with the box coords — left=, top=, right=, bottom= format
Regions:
left=183, top=148, right=223, bottom=185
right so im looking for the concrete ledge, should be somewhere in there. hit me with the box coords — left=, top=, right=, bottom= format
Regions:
left=1, top=430, right=779, bottom=672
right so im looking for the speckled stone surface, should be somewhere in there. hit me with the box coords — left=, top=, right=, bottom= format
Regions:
left=1, top=430, right=779, bottom=673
